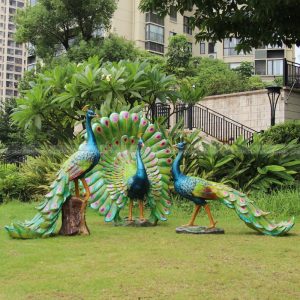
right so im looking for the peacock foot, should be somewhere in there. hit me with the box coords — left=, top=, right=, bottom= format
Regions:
left=182, top=223, right=198, bottom=227
left=208, top=221, right=218, bottom=229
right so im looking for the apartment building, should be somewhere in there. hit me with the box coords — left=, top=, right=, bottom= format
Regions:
left=0, top=0, right=27, bottom=103
left=111, top=0, right=295, bottom=80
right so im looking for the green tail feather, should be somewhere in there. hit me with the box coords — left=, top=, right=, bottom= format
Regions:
left=220, top=189, right=295, bottom=236
left=5, top=170, right=70, bottom=239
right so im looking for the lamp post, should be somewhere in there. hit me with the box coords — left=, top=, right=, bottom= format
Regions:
left=266, top=85, right=281, bottom=126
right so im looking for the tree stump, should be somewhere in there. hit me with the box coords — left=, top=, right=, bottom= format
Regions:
left=59, top=196, right=90, bottom=236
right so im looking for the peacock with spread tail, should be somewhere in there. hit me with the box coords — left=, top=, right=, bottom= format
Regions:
left=5, top=109, right=100, bottom=239
left=85, top=111, right=173, bottom=224
left=172, top=142, right=295, bottom=236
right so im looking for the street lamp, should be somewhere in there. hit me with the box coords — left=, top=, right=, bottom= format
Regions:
left=266, top=85, right=281, bottom=126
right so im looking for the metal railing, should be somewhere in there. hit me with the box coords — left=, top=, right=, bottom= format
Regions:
left=146, top=103, right=171, bottom=128
left=149, top=103, right=257, bottom=144
left=284, top=59, right=300, bottom=88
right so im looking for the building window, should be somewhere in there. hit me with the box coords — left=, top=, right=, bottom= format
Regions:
left=187, top=42, right=192, bottom=53
left=145, top=41, right=164, bottom=54
left=145, top=24, right=164, bottom=44
left=6, top=73, right=14, bottom=79
left=183, top=16, right=192, bottom=35
left=145, top=12, right=164, bottom=26
left=8, top=23, right=15, bottom=31
left=200, top=41, right=205, bottom=54
left=267, top=59, right=283, bottom=75
left=255, top=60, right=266, bottom=75
left=15, top=58, right=22, bottom=64
left=208, top=42, right=215, bottom=54
left=223, top=38, right=246, bottom=56
left=7, top=64, right=14, bottom=71
left=6, top=89, right=13, bottom=96
left=15, top=49, right=22, bottom=55
left=15, top=66, right=22, bottom=72
left=169, top=6, right=177, bottom=22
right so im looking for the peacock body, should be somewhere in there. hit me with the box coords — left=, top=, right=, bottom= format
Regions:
left=173, top=142, right=295, bottom=236
left=84, top=111, right=173, bottom=224
left=5, top=110, right=100, bottom=239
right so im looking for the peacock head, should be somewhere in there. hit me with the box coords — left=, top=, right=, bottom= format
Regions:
left=86, top=109, right=98, bottom=119
left=137, top=138, right=145, bottom=149
left=174, top=142, right=187, bottom=151
left=82, top=105, right=99, bottom=119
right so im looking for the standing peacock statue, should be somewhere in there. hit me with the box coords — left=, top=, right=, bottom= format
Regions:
left=84, top=111, right=173, bottom=225
left=5, top=108, right=100, bottom=239
left=172, top=142, right=295, bottom=236
left=127, top=137, right=150, bottom=222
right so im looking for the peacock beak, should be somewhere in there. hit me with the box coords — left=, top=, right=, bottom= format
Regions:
left=141, top=143, right=145, bottom=147
left=172, top=144, right=178, bottom=149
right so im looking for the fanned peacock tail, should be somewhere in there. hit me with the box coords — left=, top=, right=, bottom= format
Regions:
left=5, top=170, right=71, bottom=239
left=209, top=182, right=294, bottom=236
left=85, top=111, right=173, bottom=224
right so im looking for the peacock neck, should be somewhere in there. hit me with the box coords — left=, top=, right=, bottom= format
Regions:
left=136, top=147, right=147, bottom=178
left=172, top=150, right=184, bottom=181
left=86, top=114, right=97, bottom=148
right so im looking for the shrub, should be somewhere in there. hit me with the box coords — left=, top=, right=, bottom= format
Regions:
left=0, top=140, right=79, bottom=203
left=246, top=75, right=265, bottom=90
left=180, top=134, right=300, bottom=193
left=196, top=58, right=246, bottom=96
left=0, top=163, right=31, bottom=203
left=261, top=121, right=300, bottom=144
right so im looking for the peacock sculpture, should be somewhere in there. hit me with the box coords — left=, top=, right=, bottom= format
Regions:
left=85, top=111, right=173, bottom=225
left=172, top=142, right=295, bottom=236
left=5, top=108, right=100, bottom=239
left=127, top=137, right=150, bottom=222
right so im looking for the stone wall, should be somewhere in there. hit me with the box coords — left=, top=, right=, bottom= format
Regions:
left=283, top=88, right=300, bottom=121
left=198, top=89, right=286, bottom=131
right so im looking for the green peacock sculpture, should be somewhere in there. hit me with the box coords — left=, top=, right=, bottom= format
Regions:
left=84, top=111, right=173, bottom=225
left=172, top=142, right=295, bottom=236
left=5, top=109, right=100, bottom=239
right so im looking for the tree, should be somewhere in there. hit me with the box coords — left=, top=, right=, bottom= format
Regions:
left=0, top=99, right=33, bottom=163
left=139, top=0, right=300, bottom=52
left=233, top=61, right=254, bottom=78
left=166, top=34, right=192, bottom=75
left=15, top=0, right=117, bottom=58
left=67, top=34, right=141, bottom=63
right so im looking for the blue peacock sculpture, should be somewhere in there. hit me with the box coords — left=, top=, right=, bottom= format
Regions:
left=172, top=142, right=295, bottom=236
left=127, top=137, right=150, bottom=222
left=5, top=108, right=100, bottom=239
left=85, top=111, right=173, bottom=224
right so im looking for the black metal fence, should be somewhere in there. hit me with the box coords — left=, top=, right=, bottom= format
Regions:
left=150, top=103, right=257, bottom=144
left=284, top=59, right=300, bottom=88
left=146, top=103, right=171, bottom=128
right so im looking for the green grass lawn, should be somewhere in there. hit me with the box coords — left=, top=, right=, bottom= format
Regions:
left=0, top=201, right=299, bottom=300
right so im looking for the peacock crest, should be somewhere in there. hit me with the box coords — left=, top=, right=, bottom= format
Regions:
left=84, top=111, right=173, bottom=224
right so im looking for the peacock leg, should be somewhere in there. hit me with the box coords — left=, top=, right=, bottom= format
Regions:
left=204, top=204, right=217, bottom=228
left=182, top=204, right=201, bottom=227
left=81, top=178, right=91, bottom=211
left=138, top=200, right=145, bottom=222
left=128, top=200, right=134, bottom=222
left=74, top=179, right=80, bottom=198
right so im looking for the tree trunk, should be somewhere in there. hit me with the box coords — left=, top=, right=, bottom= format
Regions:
left=59, top=196, right=90, bottom=236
